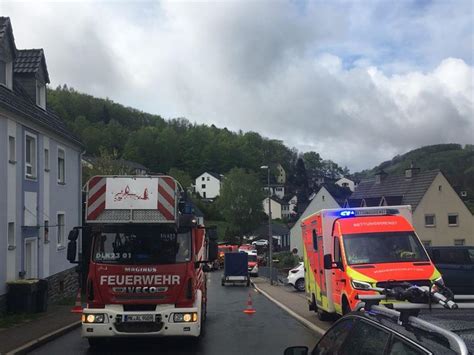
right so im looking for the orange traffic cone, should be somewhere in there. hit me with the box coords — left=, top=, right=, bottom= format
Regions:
left=70, top=288, right=83, bottom=313
left=243, top=292, right=256, bottom=314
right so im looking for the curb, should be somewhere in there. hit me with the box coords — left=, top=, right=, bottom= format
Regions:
left=252, top=281, right=325, bottom=335
left=5, top=320, right=81, bottom=355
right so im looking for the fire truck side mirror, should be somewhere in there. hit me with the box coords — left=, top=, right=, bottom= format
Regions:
left=68, top=228, right=79, bottom=241
left=324, top=254, right=333, bottom=270
left=67, top=240, right=77, bottom=263
left=206, top=226, right=218, bottom=261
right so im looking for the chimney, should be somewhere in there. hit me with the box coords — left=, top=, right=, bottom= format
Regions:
left=405, top=162, right=420, bottom=179
left=375, top=170, right=387, bottom=184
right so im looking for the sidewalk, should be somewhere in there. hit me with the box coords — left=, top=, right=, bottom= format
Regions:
left=0, top=305, right=81, bottom=354
left=251, top=277, right=331, bottom=334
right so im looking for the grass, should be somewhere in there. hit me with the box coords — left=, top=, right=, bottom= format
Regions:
left=0, top=312, right=41, bottom=329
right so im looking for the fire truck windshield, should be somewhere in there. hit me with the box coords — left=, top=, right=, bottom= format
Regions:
left=92, top=226, right=191, bottom=265
left=343, top=231, right=429, bottom=265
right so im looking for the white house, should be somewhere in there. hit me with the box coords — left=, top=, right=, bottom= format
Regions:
left=288, top=195, right=297, bottom=214
left=335, top=177, right=355, bottom=192
left=263, top=184, right=285, bottom=199
left=195, top=172, right=222, bottom=199
left=263, top=196, right=290, bottom=220
left=290, top=186, right=347, bottom=256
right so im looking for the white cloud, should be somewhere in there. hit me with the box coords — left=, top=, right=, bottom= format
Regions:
left=2, top=0, right=473, bottom=171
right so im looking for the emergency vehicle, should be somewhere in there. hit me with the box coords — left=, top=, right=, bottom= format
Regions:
left=66, top=176, right=217, bottom=347
left=301, top=206, right=442, bottom=320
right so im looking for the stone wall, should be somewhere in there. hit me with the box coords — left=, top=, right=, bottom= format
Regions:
left=46, top=266, right=79, bottom=304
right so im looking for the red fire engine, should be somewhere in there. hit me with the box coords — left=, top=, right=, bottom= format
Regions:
left=66, top=176, right=217, bottom=347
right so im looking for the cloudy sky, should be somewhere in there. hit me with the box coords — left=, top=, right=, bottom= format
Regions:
left=3, top=0, right=473, bottom=171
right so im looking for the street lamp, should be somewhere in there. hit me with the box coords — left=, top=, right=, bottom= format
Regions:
left=260, top=165, right=273, bottom=285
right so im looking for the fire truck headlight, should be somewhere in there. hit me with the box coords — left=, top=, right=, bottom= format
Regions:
left=83, top=313, right=105, bottom=323
left=351, top=280, right=372, bottom=290
left=173, top=312, right=198, bottom=323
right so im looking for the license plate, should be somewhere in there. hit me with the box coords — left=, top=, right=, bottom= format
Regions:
left=124, top=314, right=154, bottom=322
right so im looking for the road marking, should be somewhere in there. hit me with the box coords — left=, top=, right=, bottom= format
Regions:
left=6, top=321, right=81, bottom=355
left=252, top=282, right=325, bottom=335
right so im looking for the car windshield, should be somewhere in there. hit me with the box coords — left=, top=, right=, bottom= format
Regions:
left=343, top=231, right=429, bottom=265
left=92, top=225, right=191, bottom=265
left=248, top=255, right=257, bottom=262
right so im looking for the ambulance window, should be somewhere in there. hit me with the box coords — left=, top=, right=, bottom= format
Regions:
left=313, top=230, right=318, bottom=251
left=334, top=237, right=342, bottom=263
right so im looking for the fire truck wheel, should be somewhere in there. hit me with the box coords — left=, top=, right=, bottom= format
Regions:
left=342, top=297, right=351, bottom=315
left=317, top=309, right=332, bottom=321
left=88, top=338, right=105, bottom=348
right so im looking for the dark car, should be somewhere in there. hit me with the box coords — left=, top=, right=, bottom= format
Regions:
left=285, top=308, right=471, bottom=355
left=426, top=246, right=474, bottom=295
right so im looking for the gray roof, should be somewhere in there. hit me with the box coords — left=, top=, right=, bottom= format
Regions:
left=14, top=49, right=50, bottom=83
left=0, top=17, right=16, bottom=55
left=351, top=170, right=440, bottom=209
left=0, top=81, right=83, bottom=147
left=207, top=172, right=222, bottom=181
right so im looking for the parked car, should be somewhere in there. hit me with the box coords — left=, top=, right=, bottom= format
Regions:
left=252, top=239, right=269, bottom=247
left=426, top=246, right=474, bottom=295
left=285, top=308, right=472, bottom=355
left=287, top=262, right=304, bottom=292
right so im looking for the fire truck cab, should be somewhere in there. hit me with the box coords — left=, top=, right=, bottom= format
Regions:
left=301, top=206, right=441, bottom=320
left=66, top=176, right=218, bottom=346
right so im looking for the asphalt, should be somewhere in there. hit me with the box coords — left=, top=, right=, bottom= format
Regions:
left=29, top=271, right=320, bottom=354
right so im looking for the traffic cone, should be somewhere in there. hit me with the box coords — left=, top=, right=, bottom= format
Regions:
left=70, top=288, right=83, bottom=313
left=243, top=292, right=256, bottom=314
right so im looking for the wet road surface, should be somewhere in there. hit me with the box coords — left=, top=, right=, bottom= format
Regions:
left=31, top=271, right=319, bottom=355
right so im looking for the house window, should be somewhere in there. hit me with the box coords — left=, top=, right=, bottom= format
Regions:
left=448, top=214, right=458, bottom=226
left=8, top=135, right=15, bottom=162
left=0, top=60, right=6, bottom=85
left=424, top=214, right=436, bottom=227
left=57, top=148, right=65, bottom=183
left=322, top=195, right=325, bottom=201
left=8, top=222, right=15, bottom=248
left=201, top=184, right=206, bottom=189
left=44, top=148, right=49, bottom=171
left=36, top=82, right=46, bottom=109
left=207, top=177, right=210, bottom=181
left=422, top=240, right=432, bottom=247
left=57, top=213, right=65, bottom=246
left=44, top=220, right=49, bottom=243
left=25, top=134, right=37, bottom=179
left=454, top=239, right=465, bottom=246
left=202, top=177, right=205, bottom=181
left=438, top=185, right=442, bottom=191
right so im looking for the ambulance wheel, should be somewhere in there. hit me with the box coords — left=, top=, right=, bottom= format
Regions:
left=88, top=338, right=105, bottom=348
left=342, top=297, right=351, bottom=315
left=317, top=309, right=331, bottom=321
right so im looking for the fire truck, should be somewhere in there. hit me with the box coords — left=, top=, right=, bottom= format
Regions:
left=301, top=206, right=442, bottom=320
left=66, top=176, right=218, bottom=347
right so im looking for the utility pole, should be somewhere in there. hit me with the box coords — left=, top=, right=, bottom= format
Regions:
left=261, top=165, right=273, bottom=285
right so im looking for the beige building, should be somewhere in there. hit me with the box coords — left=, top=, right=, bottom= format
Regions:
left=275, top=163, right=286, bottom=184
left=348, top=168, right=474, bottom=246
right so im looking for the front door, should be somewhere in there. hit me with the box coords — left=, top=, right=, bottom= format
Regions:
left=24, top=238, right=38, bottom=279
left=331, top=236, right=344, bottom=313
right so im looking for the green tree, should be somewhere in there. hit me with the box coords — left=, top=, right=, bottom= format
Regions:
left=218, top=168, right=264, bottom=243
left=168, top=168, right=192, bottom=190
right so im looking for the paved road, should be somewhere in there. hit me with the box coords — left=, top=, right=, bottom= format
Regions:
left=31, top=271, right=319, bottom=355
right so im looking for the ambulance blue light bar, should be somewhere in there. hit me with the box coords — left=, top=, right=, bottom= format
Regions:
left=337, top=208, right=400, bottom=218
left=340, top=210, right=356, bottom=217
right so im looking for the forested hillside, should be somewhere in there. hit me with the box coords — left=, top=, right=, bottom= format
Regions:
left=47, top=86, right=345, bottom=181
